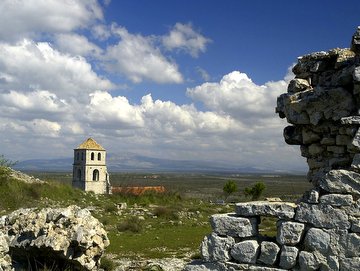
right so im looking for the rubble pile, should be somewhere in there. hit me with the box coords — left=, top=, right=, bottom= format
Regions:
left=184, top=27, right=360, bottom=271
left=0, top=205, right=109, bottom=270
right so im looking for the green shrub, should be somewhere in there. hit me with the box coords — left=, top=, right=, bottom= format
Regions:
left=100, top=257, right=115, bottom=271
left=0, top=155, right=17, bottom=167
left=153, top=206, right=179, bottom=220
left=244, top=182, right=266, bottom=200
left=117, top=216, right=143, bottom=233
left=223, top=180, right=237, bottom=200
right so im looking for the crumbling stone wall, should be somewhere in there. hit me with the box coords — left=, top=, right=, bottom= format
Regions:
left=184, top=28, right=360, bottom=271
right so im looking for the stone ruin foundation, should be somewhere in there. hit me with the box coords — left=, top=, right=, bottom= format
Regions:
left=184, top=28, right=360, bottom=271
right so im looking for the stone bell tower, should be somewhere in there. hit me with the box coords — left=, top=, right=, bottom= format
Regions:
left=72, top=138, right=111, bottom=194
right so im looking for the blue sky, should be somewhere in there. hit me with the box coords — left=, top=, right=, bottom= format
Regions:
left=0, top=0, right=359, bottom=172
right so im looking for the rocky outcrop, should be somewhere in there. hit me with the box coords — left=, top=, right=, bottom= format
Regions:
left=0, top=205, right=109, bottom=270
left=184, top=27, right=360, bottom=270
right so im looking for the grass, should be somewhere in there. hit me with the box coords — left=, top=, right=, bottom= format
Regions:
left=0, top=167, right=311, bottom=262
left=108, top=224, right=211, bottom=259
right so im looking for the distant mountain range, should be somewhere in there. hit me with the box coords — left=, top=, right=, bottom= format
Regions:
left=14, top=152, right=305, bottom=174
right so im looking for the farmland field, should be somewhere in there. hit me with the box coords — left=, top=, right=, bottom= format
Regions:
left=28, top=171, right=310, bottom=202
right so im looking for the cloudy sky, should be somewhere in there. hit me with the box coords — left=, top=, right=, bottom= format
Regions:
left=1, top=0, right=359, bottom=172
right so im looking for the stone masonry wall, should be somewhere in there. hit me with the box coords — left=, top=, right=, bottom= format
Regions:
left=184, top=28, right=360, bottom=271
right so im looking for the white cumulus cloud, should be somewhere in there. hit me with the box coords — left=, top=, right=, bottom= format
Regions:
left=104, top=25, right=183, bottom=84
left=0, top=0, right=103, bottom=42
left=162, top=23, right=211, bottom=57
left=0, top=40, right=114, bottom=100
left=187, top=71, right=288, bottom=124
left=54, top=33, right=102, bottom=57
left=87, top=91, right=144, bottom=129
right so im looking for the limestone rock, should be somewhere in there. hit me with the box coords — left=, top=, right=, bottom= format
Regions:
left=200, top=233, right=234, bottom=262
left=304, top=228, right=331, bottom=254
left=340, top=257, right=360, bottom=271
left=277, top=221, right=305, bottom=245
left=298, top=251, right=320, bottom=271
left=345, top=233, right=360, bottom=257
left=231, top=240, right=259, bottom=264
left=279, top=246, right=298, bottom=269
left=319, top=194, right=353, bottom=206
left=352, top=27, right=360, bottom=53
left=351, top=153, right=360, bottom=171
left=210, top=213, right=257, bottom=238
left=0, top=233, right=12, bottom=271
left=317, top=170, right=360, bottom=196
left=1, top=205, right=109, bottom=270
left=302, top=189, right=319, bottom=204
left=350, top=218, right=360, bottom=233
left=235, top=201, right=296, bottom=219
left=183, top=261, right=224, bottom=271
left=257, top=241, right=280, bottom=266
left=295, top=203, right=350, bottom=229
left=288, top=78, right=311, bottom=93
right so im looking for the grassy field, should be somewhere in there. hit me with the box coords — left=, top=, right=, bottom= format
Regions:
left=1, top=168, right=312, bottom=266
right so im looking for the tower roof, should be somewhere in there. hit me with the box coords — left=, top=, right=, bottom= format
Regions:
left=76, top=138, right=105, bottom=150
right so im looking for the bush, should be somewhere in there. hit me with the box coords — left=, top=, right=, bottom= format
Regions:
left=117, top=216, right=143, bottom=233
left=153, top=206, right=179, bottom=220
left=223, top=180, right=237, bottom=200
left=100, top=257, right=115, bottom=271
left=0, top=155, right=17, bottom=167
left=244, top=182, right=266, bottom=200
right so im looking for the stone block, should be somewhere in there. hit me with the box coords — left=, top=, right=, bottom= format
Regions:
left=336, top=135, right=352, bottom=145
left=318, top=169, right=360, bottom=196
left=288, top=78, right=311, bottom=93
left=321, top=256, right=339, bottom=271
left=277, top=221, right=305, bottom=245
left=302, top=189, right=319, bottom=204
left=320, top=137, right=336, bottom=145
left=350, top=218, right=360, bottom=233
left=283, top=126, right=303, bottom=145
left=327, top=146, right=345, bottom=154
left=345, top=233, right=360, bottom=257
left=304, top=227, right=331, bottom=254
left=328, top=157, right=351, bottom=168
left=231, top=240, right=259, bottom=264
left=351, top=153, right=360, bottom=171
left=183, top=262, right=223, bottom=271
left=295, top=203, right=350, bottom=229
left=200, top=233, right=235, bottom=262
left=319, top=194, right=353, bottom=207
left=257, top=241, right=280, bottom=266
left=279, top=246, right=298, bottom=269
left=307, top=158, right=326, bottom=170
left=308, top=144, right=325, bottom=156
left=210, top=213, right=257, bottom=238
left=345, top=199, right=360, bottom=217
left=299, top=251, right=320, bottom=271
left=235, top=201, right=296, bottom=219
left=351, top=128, right=360, bottom=150
left=341, top=116, right=360, bottom=124
left=302, top=129, right=321, bottom=144
left=340, top=257, right=360, bottom=271
left=353, top=66, right=360, bottom=81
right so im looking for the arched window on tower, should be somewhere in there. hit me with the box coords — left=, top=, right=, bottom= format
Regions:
left=91, top=152, right=95, bottom=160
left=77, top=169, right=82, bottom=181
left=98, top=152, right=101, bottom=161
left=93, top=169, right=99, bottom=181
left=81, top=152, right=84, bottom=161
left=76, top=152, right=79, bottom=160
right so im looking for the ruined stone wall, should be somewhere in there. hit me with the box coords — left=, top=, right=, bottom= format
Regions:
left=184, top=28, right=360, bottom=271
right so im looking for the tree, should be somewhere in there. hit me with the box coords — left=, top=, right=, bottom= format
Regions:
left=223, top=180, right=238, bottom=200
left=244, top=182, right=266, bottom=200
left=0, top=154, right=17, bottom=167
